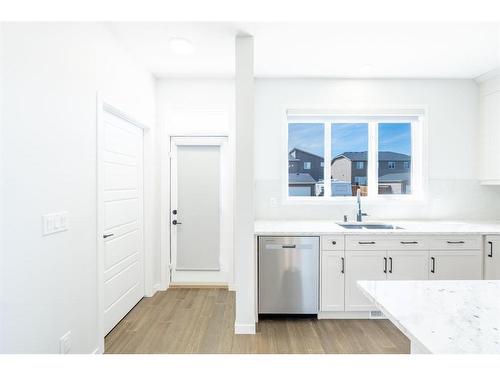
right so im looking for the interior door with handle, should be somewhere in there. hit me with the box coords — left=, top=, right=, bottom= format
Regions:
left=170, top=137, right=227, bottom=283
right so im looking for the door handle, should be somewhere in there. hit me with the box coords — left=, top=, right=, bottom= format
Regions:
left=488, top=241, right=493, bottom=258
left=172, top=220, right=182, bottom=225
left=103, top=233, right=114, bottom=239
left=389, top=257, right=393, bottom=273
left=383, top=257, right=387, bottom=274
left=431, top=257, right=436, bottom=273
left=341, top=257, right=345, bottom=274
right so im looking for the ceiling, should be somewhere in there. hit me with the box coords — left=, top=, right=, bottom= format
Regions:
left=104, top=22, right=500, bottom=79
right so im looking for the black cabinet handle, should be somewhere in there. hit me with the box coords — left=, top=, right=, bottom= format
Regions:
left=389, top=257, right=393, bottom=273
left=103, top=233, right=114, bottom=239
left=488, top=241, right=493, bottom=258
left=359, top=241, right=376, bottom=245
left=172, top=220, right=182, bottom=225
left=446, top=241, right=465, bottom=244
left=383, top=257, right=387, bottom=273
left=341, top=257, right=345, bottom=274
left=431, top=257, right=436, bottom=273
left=331, top=240, right=337, bottom=245
left=282, top=244, right=296, bottom=248
left=400, top=241, right=418, bottom=244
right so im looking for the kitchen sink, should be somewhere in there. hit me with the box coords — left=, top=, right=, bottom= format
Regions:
left=337, top=223, right=403, bottom=230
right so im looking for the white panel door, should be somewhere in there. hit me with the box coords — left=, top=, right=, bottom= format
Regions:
left=345, top=250, right=387, bottom=311
left=100, top=110, right=144, bottom=335
left=429, top=250, right=482, bottom=280
left=387, top=250, right=429, bottom=280
left=320, top=251, right=345, bottom=311
left=170, top=137, right=227, bottom=283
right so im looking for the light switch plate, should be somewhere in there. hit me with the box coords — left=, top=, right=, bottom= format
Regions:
left=42, top=211, right=68, bottom=236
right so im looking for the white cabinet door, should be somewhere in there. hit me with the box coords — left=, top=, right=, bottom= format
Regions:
left=387, top=250, right=429, bottom=280
left=321, top=251, right=345, bottom=311
left=429, top=250, right=482, bottom=280
left=345, top=250, right=387, bottom=311
left=485, top=237, right=500, bottom=279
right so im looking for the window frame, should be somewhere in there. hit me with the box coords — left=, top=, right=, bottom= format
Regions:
left=284, top=111, right=426, bottom=204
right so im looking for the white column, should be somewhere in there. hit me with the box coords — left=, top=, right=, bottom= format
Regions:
left=234, top=35, right=256, bottom=334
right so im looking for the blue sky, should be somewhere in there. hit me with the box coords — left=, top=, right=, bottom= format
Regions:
left=289, top=122, right=411, bottom=159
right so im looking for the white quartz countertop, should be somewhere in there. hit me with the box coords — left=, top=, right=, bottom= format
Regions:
left=255, top=220, right=500, bottom=235
left=358, top=280, right=500, bottom=354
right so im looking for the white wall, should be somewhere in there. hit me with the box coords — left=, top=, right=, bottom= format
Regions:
left=255, top=78, right=500, bottom=221
left=156, top=78, right=235, bottom=287
left=0, top=23, right=158, bottom=353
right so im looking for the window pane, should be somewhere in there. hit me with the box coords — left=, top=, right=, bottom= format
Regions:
left=331, top=123, right=368, bottom=196
left=288, top=123, right=324, bottom=196
left=378, top=123, right=411, bottom=195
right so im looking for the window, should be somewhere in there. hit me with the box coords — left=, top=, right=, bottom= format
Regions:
left=331, top=123, right=368, bottom=196
left=288, top=123, right=324, bottom=197
left=287, top=114, right=422, bottom=199
left=378, top=123, right=412, bottom=195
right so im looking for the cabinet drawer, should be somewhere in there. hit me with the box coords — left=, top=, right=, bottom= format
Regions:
left=346, top=236, right=428, bottom=250
left=429, top=236, right=481, bottom=250
left=321, top=236, right=345, bottom=251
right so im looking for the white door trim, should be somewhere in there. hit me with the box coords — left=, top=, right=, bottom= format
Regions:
left=96, top=93, right=149, bottom=354
left=168, top=136, right=233, bottom=285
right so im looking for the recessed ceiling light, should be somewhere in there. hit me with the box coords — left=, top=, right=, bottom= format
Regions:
left=360, top=64, right=374, bottom=75
left=169, top=37, right=194, bottom=55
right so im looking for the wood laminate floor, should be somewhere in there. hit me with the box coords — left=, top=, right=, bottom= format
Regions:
left=105, top=288, right=410, bottom=354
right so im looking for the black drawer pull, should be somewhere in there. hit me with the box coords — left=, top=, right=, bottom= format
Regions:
left=488, top=241, right=493, bottom=258
left=282, top=245, right=296, bottom=249
left=359, top=241, right=376, bottom=245
left=400, top=241, right=418, bottom=244
left=431, top=257, right=436, bottom=273
left=446, top=241, right=465, bottom=244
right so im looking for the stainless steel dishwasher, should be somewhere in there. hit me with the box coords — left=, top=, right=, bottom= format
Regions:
left=258, top=236, right=319, bottom=314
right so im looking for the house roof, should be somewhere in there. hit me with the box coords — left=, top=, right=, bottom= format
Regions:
left=288, top=173, right=316, bottom=185
left=289, top=148, right=324, bottom=161
left=379, top=172, right=411, bottom=182
left=332, top=151, right=410, bottom=162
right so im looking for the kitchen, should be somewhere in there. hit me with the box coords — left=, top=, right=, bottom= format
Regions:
left=1, top=6, right=500, bottom=373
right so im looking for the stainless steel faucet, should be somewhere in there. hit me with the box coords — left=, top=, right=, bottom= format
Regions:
left=356, top=188, right=367, bottom=222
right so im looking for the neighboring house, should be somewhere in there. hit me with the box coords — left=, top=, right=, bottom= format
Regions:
left=288, top=172, right=317, bottom=196
left=331, top=151, right=411, bottom=193
left=288, top=148, right=324, bottom=182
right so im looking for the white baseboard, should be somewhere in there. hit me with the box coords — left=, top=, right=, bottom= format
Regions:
left=234, top=323, right=256, bottom=335
left=92, top=346, right=103, bottom=354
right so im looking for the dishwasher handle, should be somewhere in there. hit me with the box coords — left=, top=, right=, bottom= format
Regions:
left=281, top=244, right=297, bottom=249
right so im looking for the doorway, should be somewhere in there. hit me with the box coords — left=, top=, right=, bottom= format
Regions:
left=169, top=136, right=232, bottom=285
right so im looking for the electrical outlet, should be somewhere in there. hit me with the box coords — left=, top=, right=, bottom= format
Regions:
left=59, top=331, right=71, bottom=354
left=42, top=211, right=68, bottom=236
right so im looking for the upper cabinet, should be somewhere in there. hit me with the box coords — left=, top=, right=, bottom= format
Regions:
left=479, top=69, right=500, bottom=184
